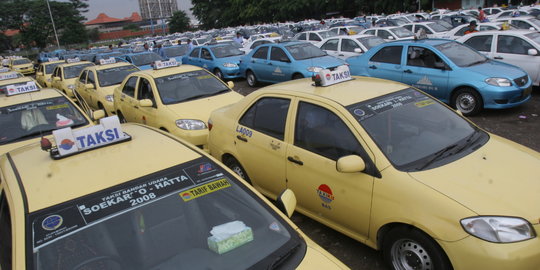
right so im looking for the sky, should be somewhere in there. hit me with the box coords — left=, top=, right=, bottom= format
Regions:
left=83, top=0, right=140, bottom=21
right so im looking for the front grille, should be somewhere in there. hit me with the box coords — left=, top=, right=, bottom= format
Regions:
left=514, top=75, right=528, bottom=87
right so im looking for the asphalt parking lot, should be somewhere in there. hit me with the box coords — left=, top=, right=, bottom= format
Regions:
left=233, top=79, right=540, bottom=270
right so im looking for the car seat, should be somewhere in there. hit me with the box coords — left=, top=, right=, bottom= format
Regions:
left=20, top=108, right=48, bottom=131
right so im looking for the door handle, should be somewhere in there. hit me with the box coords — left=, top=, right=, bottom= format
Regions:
left=494, top=56, right=503, bottom=60
left=338, top=54, right=344, bottom=56
left=251, top=60, right=255, bottom=63
left=133, top=105, right=139, bottom=109
left=268, top=62, right=273, bottom=65
left=236, top=135, right=248, bottom=142
left=369, top=65, right=377, bottom=69
left=120, top=98, right=124, bottom=102
left=404, top=69, right=412, bottom=73
left=287, top=156, right=303, bottom=165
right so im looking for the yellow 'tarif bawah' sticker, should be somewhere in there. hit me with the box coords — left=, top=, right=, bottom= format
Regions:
left=46, top=104, right=69, bottom=110
left=180, top=179, right=231, bottom=201
left=415, top=100, right=435, bottom=108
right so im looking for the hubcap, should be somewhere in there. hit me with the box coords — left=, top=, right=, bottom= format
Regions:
left=457, top=93, right=476, bottom=114
left=391, top=239, right=433, bottom=270
left=231, top=165, right=245, bottom=179
left=247, top=73, right=254, bottom=86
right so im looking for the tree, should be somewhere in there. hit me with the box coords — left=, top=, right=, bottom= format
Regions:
left=123, top=24, right=141, bottom=32
left=168, top=10, right=191, bottom=33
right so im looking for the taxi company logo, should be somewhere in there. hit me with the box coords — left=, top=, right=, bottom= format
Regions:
left=181, top=192, right=192, bottom=200
left=198, top=163, right=213, bottom=173
left=274, top=67, right=282, bottom=73
left=317, top=184, right=335, bottom=204
left=416, top=76, right=433, bottom=86
left=42, top=215, right=63, bottom=231
left=59, top=139, right=75, bottom=150
left=325, top=73, right=331, bottom=80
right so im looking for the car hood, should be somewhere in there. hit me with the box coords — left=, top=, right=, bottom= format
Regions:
left=408, top=135, right=540, bottom=223
left=296, top=229, right=348, bottom=269
left=463, top=60, right=527, bottom=79
left=216, top=55, right=243, bottom=64
left=166, top=91, right=242, bottom=123
left=297, top=55, right=346, bottom=68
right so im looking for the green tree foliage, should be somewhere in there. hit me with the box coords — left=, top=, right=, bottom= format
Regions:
left=169, top=10, right=191, bottom=33
left=123, top=24, right=141, bottom=32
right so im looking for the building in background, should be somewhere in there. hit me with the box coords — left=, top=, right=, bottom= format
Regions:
left=139, top=0, right=178, bottom=20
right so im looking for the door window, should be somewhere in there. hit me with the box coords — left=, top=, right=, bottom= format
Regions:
left=341, top=39, right=361, bottom=52
left=464, top=35, right=493, bottom=52
left=321, top=39, right=339, bottom=51
left=190, top=48, right=200, bottom=58
left=297, top=33, right=307, bottom=40
left=407, top=46, right=445, bottom=69
left=252, top=47, right=269, bottom=59
left=122, top=76, right=138, bottom=97
left=377, top=30, right=393, bottom=39
left=370, top=46, right=402, bottom=64
left=201, top=48, right=213, bottom=60
left=309, top=33, right=322, bottom=42
left=364, top=30, right=376, bottom=35
left=78, top=70, right=88, bottom=83
left=137, top=78, right=156, bottom=105
left=497, top=35, right=533, bottom=55
left=87, top=71, right=95, bottom=85
left=0, top=191, right=12, bottom=270
left=417, top=25, right=433, bottom=34
left=270, top=47, right=290, bottom=62
left=239, top=97, right=290, bottom=140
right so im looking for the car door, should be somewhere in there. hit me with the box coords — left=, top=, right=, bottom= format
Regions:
left=285, top=100, right=375, bottom=239
left=340, top=38, right=363, bottom=59
left=402, top=46, right=450, bottom=99
left=116, top=76, right=139, bottom=122
left=320, top=38, right=340, bottom=58
left=249, top=46, right=271, bottom=81
left=462, top=34, right=494, bottom=57
left=75, top=70, right=89, bottom=104
left=233, top=96, right=290, bottom=198
left=85, top=70, right=98, bottom=108
left=494, top=34, right=539, bottom=83
left=308, top=33, right=322, bottom=44
left=51, top=67, right=62, bottom=90
left=268, top=46, right=292, bottom=82
left=132, top=77, right=159, bottom=126
left=377, top=29, right=395, bottom=41
left=200, top=48, right=214, bottom=70
left=365, top=45, right=404, bottom=81
left=185, top=48, right=201, bottom=66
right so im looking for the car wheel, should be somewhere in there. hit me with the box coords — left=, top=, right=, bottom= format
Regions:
left=246, top=70, right=258, bottom=87
left=383, top=227, right=452, bottom=270
left=214, top=68, right=223, bottom=80
left=292, top=73, right=304, bottom=80
left=224, top=157, right=252, bottom=185
left=117, top=111, right=127, bottom=123
left=451, top=88, right=483, bottom=116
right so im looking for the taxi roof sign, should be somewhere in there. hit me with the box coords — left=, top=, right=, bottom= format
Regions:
left=99, top=57, right=116, bottom=65
left=154, top=59, right=179, bottom=70
left=312, top=65, right=353, bottom=87
left=47, top=57, right=60, bottom=62
left=5, top=81, right=40, bottom=96
left=66, top=57, right=80, bottom=64
left=51, top=116, right=130, bottom=159
left=0, top=67, right=10, bottom=73
left=0, top=72, right=21, bottom=81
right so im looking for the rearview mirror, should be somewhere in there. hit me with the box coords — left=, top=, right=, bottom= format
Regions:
left=36, top=72, right=44, bottom=76
left=336, top=155, right=366, bottom=173
left=85, top=83, right=95, bottom=89
left=92, top=109, right=106, bottom=121
left=354, top=48, right=363, bottom=53
left=528, top=49, right=538, bottom=56
left=276, top=189, right=297, bottom=218
left=227, top=81, right=235, bottom=88
left=53, top=76, right=61, bottom=81
left=139, top=99, right=154, bottom=107
left=387, top=36, right=395, bottom=40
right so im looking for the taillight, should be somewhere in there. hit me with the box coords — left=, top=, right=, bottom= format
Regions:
left=208, top=119, right=213, bottom=131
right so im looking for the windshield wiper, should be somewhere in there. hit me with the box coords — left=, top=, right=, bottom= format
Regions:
left=267, top=242, right=300, bottom=270
left=466, top=59, right=487, bottom=67
left=179, top=93, right=216, bottom=102
left=452, top=129, right=481, bottom=154
left=1, top=130, right=53, bottom=144
left=416, top=143, right=459, bottom=171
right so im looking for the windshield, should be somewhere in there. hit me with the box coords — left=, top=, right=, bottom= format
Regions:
left=390, top=27, right=414, bottom=38
left=13, top=59, right=31, bottom=65
left=44, top=63, right=61, bottom=74
left=30, top=157, right=304, bottom=270
left=427, top=22, right=448, bottom=32
left=435, top=41, right=487, bottom=67
left=64, top=63, right=94, bottom=79
left=210, top=45, right=244, bottom=58
left=348, top=89, right=487, bottom=171
left=357, top=36, right=385, bottom=49
left=528, top=18, right=540, bottom=27
left=163, top=46, right=189, bottom=57
left=525, top=32, right=540, bottom=45
left=155, top=70, right=230, bottom=105
left=97, top=65, right=139, bottom=87
left=318, top=31, right=337, bottom=39
left=131, top=53, right=162, bottom=66
left=0, top=96, right=88, bottom=145
left=285, top=43, right=326, bottom=60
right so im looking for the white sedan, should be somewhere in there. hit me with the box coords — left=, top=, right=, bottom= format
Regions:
left=316, top=34, right=386, bottom=60
left=457, top=29, right=540, bottom=86
left=402, top=21, right=451, bottom=38
left=360, top=26, right=415, bottom=41
left=444, top=22, right=508, bottom=40
left=240, top=37, right=281, bottom=54
left=293, top=30, right=337, bottom=44
left=495, top=16, right=540, bottom=31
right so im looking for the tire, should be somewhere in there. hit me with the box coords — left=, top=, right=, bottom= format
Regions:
left=214, top=68, right=223, bottom=80
left=451, top=88, right=483, bottom=116
left=224, top=157, right=252, bottom=185
left=117, top=111, right=127, bottom=123
left=292, top=73, right=304, bottom=80
left=246, top=70, right=258, bottom=87
left=382, top=227, right=453, bottom=270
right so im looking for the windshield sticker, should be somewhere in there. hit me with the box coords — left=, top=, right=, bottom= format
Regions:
left=317, top=184, right=334, bottom=210
left=46, top=104, right=69, bottom=110
left=56, top=114, right=74, bottom=127
left=32, top=159, right=229, bottom=249
left=180, top=178, right=231, bottom=202
left=269, top=222, right=281, bottom=232
left=415, top=99, right=435, bottom=108
left=5, top=101, right=54, bottom=114
left=197, top=75, right=212, bottom=80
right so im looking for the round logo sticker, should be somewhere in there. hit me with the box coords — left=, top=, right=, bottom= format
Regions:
left=181, top=192, right=192, bottom=200
left=42, top=215, right=63, bottom=231
left=353, top=109, right=365, bottom=116
left=317, top=184, right=335, bottom=204
left=59, top=139, right=75, bottom=150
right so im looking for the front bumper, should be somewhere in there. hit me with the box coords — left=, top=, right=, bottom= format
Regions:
left=172, top=128, right=209, bottom=152
left=479, top=83, right=532, bottom=109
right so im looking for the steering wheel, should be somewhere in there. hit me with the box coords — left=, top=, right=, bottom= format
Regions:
left=71, top=255, right=123, bottom=270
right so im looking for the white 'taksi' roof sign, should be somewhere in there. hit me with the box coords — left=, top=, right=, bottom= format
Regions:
left=5, top=81, right=40, bottom=96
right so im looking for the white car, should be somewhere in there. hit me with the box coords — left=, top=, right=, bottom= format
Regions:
left=240, top=37, right=282, bottom=54
left=402, top=21, right=451, bottom=38
left=293, top=30, right=337, bottom=44
left=360, top=26, right=415, bottom=41
left=316, top=34, right=386, bottom=60
left=444, top=22, right=507, bottom=40
left=488, top=9, right=529, bottom=20
left=457, top=29, right=540, bottom=86
left=495, top=16, right=540, bottom=31
left=328, top=26, right=366, bottom=36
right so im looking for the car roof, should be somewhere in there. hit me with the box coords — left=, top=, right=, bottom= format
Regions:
left=257, top=76, right=409, bottom=106
left=57, top=61, right=94, bottom=68
left=86, top=62, right=136, bottom=71
left=3, top=124, right=203, bottom=213
left=463, top=29, right=537, bottom=36
left=131, top=64, right=204, bottom=78
left=0, top=87, right=63, bottom=107
left=39, top=60, right=65, bottom=66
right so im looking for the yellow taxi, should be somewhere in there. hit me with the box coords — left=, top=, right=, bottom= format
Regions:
left=35, top=58, right=65, bottom=88
left=50, top=58, right=95, bottom=100
left=0, top=117, right=349, bottom=269
left=208, top=65, right=540, bottom=270
left=113, top=59, right=243, bottom=150
left=8, top=57, right=34, bottom=75
left=75, top=58, right=139, bottom=116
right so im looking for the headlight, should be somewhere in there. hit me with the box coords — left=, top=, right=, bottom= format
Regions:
left=485, top=77, right=512, bottom=87
left=175, top=119, right=207, bottom=130
left=68, top=84, right=75, bottom=90
left=461, top=216, right=535, bottom=243
left=222, top=62, right=238, bottom=68
left=105, top=95, right=114, bottom=102
left=307, top=66, right=323, bottom=72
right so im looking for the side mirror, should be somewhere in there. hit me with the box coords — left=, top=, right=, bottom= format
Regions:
left=388, top=36, right=395, bottom=40
left=528, top=49, right=538, bottom=56
left=530, top=27, right=535, bottom=31
left=336, top=155, right=366, bottom=173
left=36, top=72, right=44, bottom=76
left=354, top=48, right=363, bottom=53
left=280, top=57, right=290, bottom=63
left=139, top=99, right=154, bottom=107
left=92, top=109, right=106, bottom=121
left=85, top=83, right=95, bottom=89
left=227, top=81, right=235, bottom=88
left=276, top=189, right=297, bottom=218
left=53, top=76, right=61, bottom=81
left=434, top=61, right=446, bottom=69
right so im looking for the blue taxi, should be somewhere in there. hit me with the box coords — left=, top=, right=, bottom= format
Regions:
left=239, top=41, right=346, bottom=87
left=346, top=39, right=532, bottom=115
left=120, top=51, right=163, bottom=70
left=182, top=43, right=245, bottom=80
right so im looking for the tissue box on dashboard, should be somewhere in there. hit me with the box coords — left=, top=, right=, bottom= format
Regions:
left=207, top=223, right=253, bottom=254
